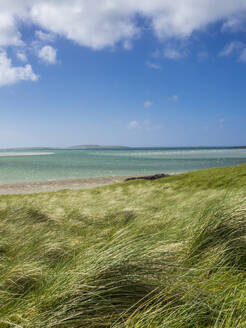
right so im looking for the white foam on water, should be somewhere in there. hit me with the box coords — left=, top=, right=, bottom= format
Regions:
left=0, top=152, right=54, bottom=157
left=110, top=149, right=246, bottom=157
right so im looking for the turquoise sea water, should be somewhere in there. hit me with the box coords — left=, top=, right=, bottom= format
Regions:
left=1, top=148, right=246, bottom=184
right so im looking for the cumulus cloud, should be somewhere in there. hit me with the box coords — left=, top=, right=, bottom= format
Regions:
left=168, top=95, right=179, bottom=103
left=0, top=12, right=23, bottom=46
left=128, top=120, right=140, bottom=129
left=37, top=45, right=57, bottom=64
left=1, top=1, right=246, bottom=50
left=1, top=0, right=246, bottom=87
left=144, top=101, right=153, bottom=108
left=29, top=1, right=139, bottom=50
left=0, top=51, right=38, bottom=87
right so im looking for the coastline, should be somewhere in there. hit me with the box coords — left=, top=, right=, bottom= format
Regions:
left=0, top=176, right=128, bottom=195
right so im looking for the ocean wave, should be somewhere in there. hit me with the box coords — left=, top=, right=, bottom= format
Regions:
left=102, top=149, right=246, bottom=157
left=0, top=152, right=54, bottom=157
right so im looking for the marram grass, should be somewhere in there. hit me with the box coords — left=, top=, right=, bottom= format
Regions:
left=1, top=164, right=246, bottom=327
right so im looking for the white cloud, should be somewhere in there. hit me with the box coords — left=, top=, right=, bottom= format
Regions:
left=0, top=12, right=23, bottom=47
left=144, top=100, right=153, bottom=108
left=219, top=41, right=246, bottom=61
left=128, top=120, right=140, bottom=129
left=16, top=51, right=27, bottom=62
left=168, top=95, right=179, bottom=103
left=37, top=45, right=57, bottom=64
left=163, top=48, right=182, bottom=60
left=1, top=0, right=246, bottom=89
left=163, top=44, right=186, bottom=59
left=146, top=61, right=161, bottom=70
left=219, top=41, right=244, bottom=56
left=29, top=1, right=140, bottom=50
left=221, top=16, right=246, bottom=32
left=1, top=1, right=246, bottom=51
left=0, top=51, right=38, bottom=87
left=35, top=30, right=56, bottom=43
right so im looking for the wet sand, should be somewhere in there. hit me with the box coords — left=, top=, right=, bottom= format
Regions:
left=0, top=176, right=127, bottom=195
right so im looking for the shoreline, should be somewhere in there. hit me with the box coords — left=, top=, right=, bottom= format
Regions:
left=0, top=173, right=173, bottom=195
left=0, top=176, right=128, bottom=195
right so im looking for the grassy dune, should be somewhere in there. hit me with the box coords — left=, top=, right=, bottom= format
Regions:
left=1, top=164, right=246, bottom=327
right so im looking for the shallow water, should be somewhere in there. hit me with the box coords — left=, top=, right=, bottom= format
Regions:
left=0, top=148, right=246, bottom=184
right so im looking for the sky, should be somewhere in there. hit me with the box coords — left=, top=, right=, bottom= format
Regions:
left=1, top=1, right=246, bottom=148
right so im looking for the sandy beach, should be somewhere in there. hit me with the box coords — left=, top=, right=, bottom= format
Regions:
left=0, top=176, right=127, bottom=195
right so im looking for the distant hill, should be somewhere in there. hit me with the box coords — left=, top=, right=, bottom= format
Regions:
left=68, top=145, right=131, bottom=150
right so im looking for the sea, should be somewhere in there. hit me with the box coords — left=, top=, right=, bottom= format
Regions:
left=0, top=148, right=246, bottom=184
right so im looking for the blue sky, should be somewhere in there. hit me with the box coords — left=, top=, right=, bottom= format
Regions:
left=1, top=1, right=246, bottom=148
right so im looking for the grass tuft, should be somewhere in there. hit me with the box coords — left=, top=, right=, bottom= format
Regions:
left=1, top=164, right=246, bottom=327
